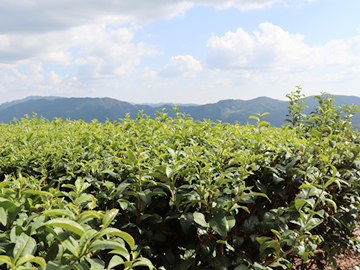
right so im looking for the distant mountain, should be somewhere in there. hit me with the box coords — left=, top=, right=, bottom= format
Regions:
left=1, top=95, right=360, bottom=128
left=0, top=96, right=60, bottom=112
left=137, top=102, right=200, bottom=107
left=0, top=97, right=157, bottom=123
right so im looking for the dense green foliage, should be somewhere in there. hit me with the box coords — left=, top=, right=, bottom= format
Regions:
left=1, top=92, right=360, bottom=269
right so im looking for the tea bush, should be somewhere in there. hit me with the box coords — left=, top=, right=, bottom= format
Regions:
left=0, top=91, right=360, bottom=269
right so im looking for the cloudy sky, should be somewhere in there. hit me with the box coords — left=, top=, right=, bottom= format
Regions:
left=0, top=0, right=359, bottom=105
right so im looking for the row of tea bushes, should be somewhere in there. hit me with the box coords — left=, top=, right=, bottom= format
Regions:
left=1, top=92, right=360, bottom=269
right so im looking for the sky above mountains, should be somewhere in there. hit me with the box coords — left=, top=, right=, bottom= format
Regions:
left=0, top=0, right=359, bottom=105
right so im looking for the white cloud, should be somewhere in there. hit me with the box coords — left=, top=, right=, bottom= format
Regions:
left=0, top=63, right=80, bottom=96
left=158, top=55, right=203, bottom=78
left=0, top=23, right=158, bottom=82
left=206, top=23, right=360, bottom=75
left=215, top=78, right=232, bottom=86
left=42, top=71, right=62, bottom=86
left=195, top=0, right=285, bottom=10
left=0, top=0, right=291, bottom=35
left=138, top=68, right=158, bottom=80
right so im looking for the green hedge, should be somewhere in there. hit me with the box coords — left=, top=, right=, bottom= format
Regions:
left=1, top=92, right=360, bottom=269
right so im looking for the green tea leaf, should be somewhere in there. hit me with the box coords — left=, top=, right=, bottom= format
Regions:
left=97, top=228, right=135, bottom=250
left=16, top=254, right=46, bottom=269
left=193, top=212, right=209, bottom=228
left=42, top=209, right=75, bottom=219
left=180, top=213, right=194, bottom=234
left=0, top=181, right=12, bottom=190
left=132, top=257, right=155, bottom=270
left=102, top=169, right=119, bottom=178
left=79, top=229, right=97, bottom=254
left=295, top=199, right=307, bottom=212
left=209, top=212, right=228, bottom=238
left=0, top=207, right=7, bottom=226
left=138, top=189, right=152, bottom=206
left=126, top=149, right=137, bottom=164
left=88, top=240, right=124, bottom=253
left=23, top=190, right=53, bottom=197
left=0, top=255, right=12, bottom=267
left=44, top=218, right=86, bottom=236
left=13, top=233, right=37, bottom=261
left=102, top=209, right=119, bottom=228
left=108, top=255, right=125, bottom=269
left=234, top=265, right=251, bottom=270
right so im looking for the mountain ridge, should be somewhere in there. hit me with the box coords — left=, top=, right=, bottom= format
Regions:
left=1, top=94, right=360, bottom=127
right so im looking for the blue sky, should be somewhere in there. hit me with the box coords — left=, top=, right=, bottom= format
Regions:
left=0, top=0, right=360, bottom=105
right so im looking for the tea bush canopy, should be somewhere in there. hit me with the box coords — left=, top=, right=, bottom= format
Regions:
left=1, top=91, right=360, bottom=269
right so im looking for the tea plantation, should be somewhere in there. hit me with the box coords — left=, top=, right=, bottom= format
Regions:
left=1, top=91, right=360, bottom=270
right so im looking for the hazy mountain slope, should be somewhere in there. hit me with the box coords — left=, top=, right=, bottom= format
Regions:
left=139, top=102, right=199, bottom=107
left=154, top=97, right=289, bottom=126
left=0, top=96, right=60, bottom=112
left=1, top=94, right=360, bottom=127
left=0, top=97, right=156, bottom=123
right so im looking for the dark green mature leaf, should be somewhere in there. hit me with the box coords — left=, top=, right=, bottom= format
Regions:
left=138, top=189, right=152, bottom=205
left=259, top=239, right=281, bottom=257
left=102, top=169, right=119, bottom=178
left=0, top=198, right=16, bottom=210
left=209, top=212, right=228, bottom=238
left=180, top=213, right=194, bottom=234
left=45, top=261, right=72, bottom=270
left=243, top=216, right=259, bottom=235
left=180, top=258, right=195, bottom=270
left=234, top=265, right=251, bottom=270
left=272, top=174, right=284, bottom=184
left=303, top=218, right=323, bottom=232
left=45, top=242, right=59, bottom=262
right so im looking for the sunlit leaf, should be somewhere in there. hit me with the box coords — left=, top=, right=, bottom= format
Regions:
left=44, top=218, right=86, bottom=236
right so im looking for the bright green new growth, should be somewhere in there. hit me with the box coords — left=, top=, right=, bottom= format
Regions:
left=0, top=88, right=360, bottom=270
left=285, top=86, right=307, bottom=128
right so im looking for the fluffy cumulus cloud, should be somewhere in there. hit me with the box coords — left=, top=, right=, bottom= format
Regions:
left=0, top=63, right=78, bottom=94
left=194, top=0, right=285, bottom=10
left=73, top=26, right=158, bottom=80
left=206, top=23, right=360, bottom=75
left=0, top=0, right=291, bottom=70
left=158, top=55, right=203, bottom=78
left=0, top=24, right=157, bottom=75
left=0, top=0, right=291, bottom=35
